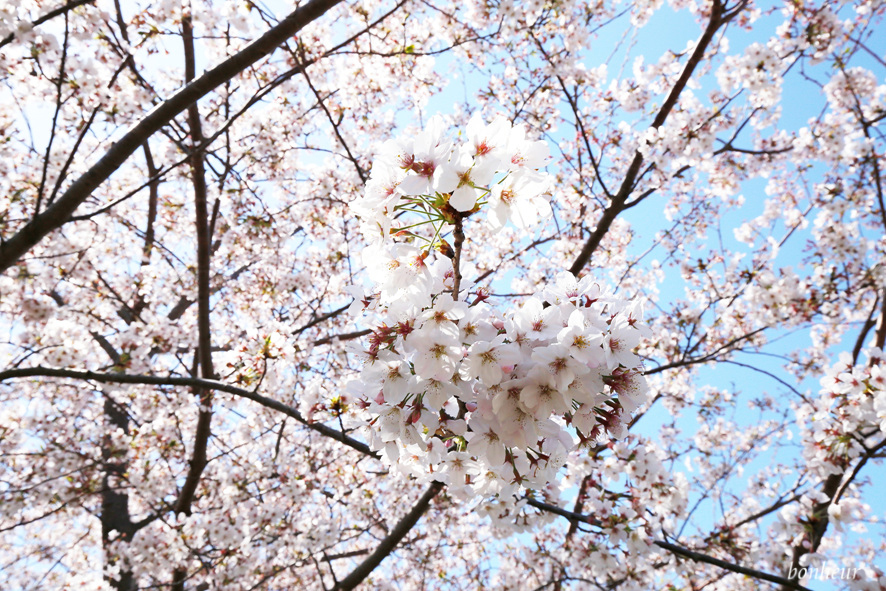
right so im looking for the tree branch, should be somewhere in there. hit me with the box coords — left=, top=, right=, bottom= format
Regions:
left=568, top=0, right=740, bottom=276
left=172, top=12, right=215, bottom=533
left=297, top=43, right=368, bottom=184
left=0, top=0, right=345, bottom=274
left=525, top=497, right=814, bottom=590
left=0, top=367, right=377, bottom=458
left=655, top=540, right=814, bottom=591
left=524, top=497, right=602, bottom=528
left=786, top=288, right=886, bottom=586
left=331, top=481, right=444, bottom=590
left=452, top=213, right=465, bottom=299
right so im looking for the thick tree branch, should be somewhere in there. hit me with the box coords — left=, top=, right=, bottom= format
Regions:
left=0, top=367, right=377, bottom=458
left=0, top=0, right=345, bottom=274
left=314, top=328, right=372, bottom=347
left=101, top=393, right=136, bottom=591
left=524, top=497, right=602, bottom=528
left=569, top=0, right=741, bottom=276
left=140, top=142, right=159, bottom=264
left=524, top=498, right=814, bottom=591
left=172, top=13, right=215, bottom=539
left=452, top=213, right=465, bottom=298
left=331, top=481, right=445, bottom=590
left=655, top=540, right=814, bottom=591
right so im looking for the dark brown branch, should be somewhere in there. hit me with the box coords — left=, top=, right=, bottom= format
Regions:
left=292, top=303, right=350, bottom=336
left=644, top=326, right=768, bottom=376
left=833, top=438, right=886, bottom=506
left=65, top=0, right=406, bottom=224
left=526, top=496, right=812, bottom=590
left=128, top=88, right=159, bottom=318
left=875, top=291, right=886, bottom=350
left=90, top=330, right=136, bottom=591
left=851, top=293, right=880, bottom=364
left=568, top=0, right=741, bottom=276
left=0, top=0, right=346, bottom=274
left=524, top=497, right=602, bottom=528
left=0, top=367, right=378, bottom=458
left=705, top=493, right=803, bottom=541
left=34, top=12, right=70, bottom=215
left=655, top=540, right=814, bottom=591
left=331, top=481, right=444, bottom=590
left=530, top=35, right=611, bottom=200
left=140, top=142, right=159, bottom=263
left=172, top=14, right=215, bottom=532
left=566, top=475, right=592, bottom=538
left=313, top=328, right=372, bottom=347
left=102, top=393, right=136, bottom=591
left=784, top=473, right=839, bottom=589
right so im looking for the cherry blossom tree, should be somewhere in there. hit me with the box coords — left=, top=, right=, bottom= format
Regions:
left=0, top=0, right=885, bottom=589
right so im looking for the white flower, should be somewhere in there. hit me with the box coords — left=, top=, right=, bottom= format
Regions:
left=465, top=113, right=510, bottom=167
left=487, top=171, right=550, bottom=230
left=606, top=368, right=649, bottom=414
left=442, top=451, right=478, bottom=486
left=466, top=420, right=507, bottom=466
left=557, top=309, right=605, bottom=366
left=470, top=463, right=512, bottom=496
left=459, top=304, right=499, bottom=344
left=397, top=116, right=459, bottom=196
left=447, top=146, right=498, bottom=212
left=508, top=297, right=562, bottom=341
left=364, top=243, right=434, bottom=305
left=543, top=271, right=603, bottom=306
left=503, top=124, right=549, bottom=173
left=466, top=335, right=521, bottom=386
left=520, top=370, right=570, bottom=417
left=419, top=292, right=468, bottom=327
left=406, top=325, right=462, bottom=381
left=601, top=317, right=642, bottom=369
left=531, top=343, right=589, bottom=391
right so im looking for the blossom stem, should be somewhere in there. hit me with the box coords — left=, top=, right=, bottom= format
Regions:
left=452, top=213, right=465, bottom=299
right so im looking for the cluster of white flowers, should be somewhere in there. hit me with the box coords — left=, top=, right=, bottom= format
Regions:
left=346, top=115, right=651, bottom=495
left=351, top=114, right=551, bottom=240
left=774, top=351, right=886, bottom=584
left=717, top=41, right=784, bottom=110
left=796, top=349, right=886, bottom=480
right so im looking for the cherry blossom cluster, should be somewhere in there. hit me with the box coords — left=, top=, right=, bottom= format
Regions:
left=796, top=349, right=886, bottom=481
left=717, top=41, right=784, bottom=110
left=481, top=436, right=688, bottom=539
left=769, top=349, right=886, bottom=577
left=346, top=116, right=650, bottom=495
left=350, top=113, right=551, bottom=244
